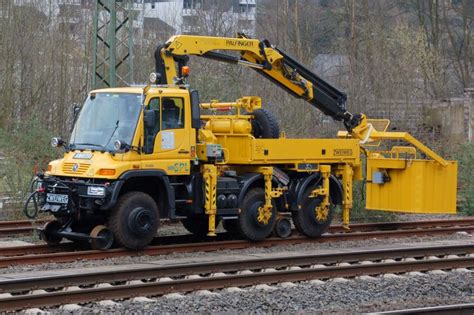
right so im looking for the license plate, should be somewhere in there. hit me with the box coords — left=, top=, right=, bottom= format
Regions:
left=46, top=193, right=69, bottom=204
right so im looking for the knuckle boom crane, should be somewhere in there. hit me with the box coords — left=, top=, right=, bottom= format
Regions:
left=30, top=33, right=457, bottom=250
left=155, top=33, right=362, bottom=132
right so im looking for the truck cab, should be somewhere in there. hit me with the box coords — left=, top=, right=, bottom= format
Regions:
left=40, top=86, right=204, bottom=249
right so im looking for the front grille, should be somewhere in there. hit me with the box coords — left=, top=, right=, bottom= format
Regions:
left=62, top=162, right=90, bottom=175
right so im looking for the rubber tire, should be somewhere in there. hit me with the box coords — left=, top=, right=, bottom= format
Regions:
left=292, top=189, right=335, bottom=238
left=181, top=216, right=220, bottom=237
left=251, top=109, right=280, bottom=139
left=109, top=192, right=159, bottom=249
left=238, top=188, right=276, bottom=241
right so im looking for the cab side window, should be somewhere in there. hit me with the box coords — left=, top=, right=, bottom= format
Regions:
left=143, top=97, right=184, bottom=154
left=162, top=98, right=184, bottom=130
left=144, top=98, right=160, bottom=154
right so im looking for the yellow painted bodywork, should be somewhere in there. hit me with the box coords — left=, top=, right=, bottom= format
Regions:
left=366, top=158, right=457, bottom=213
left=48, top=87, right=457, bottom=229
left=161, top=35, right=315, bottom=101
left=48, top=86, right=196, bottom=179
left=343, top=116, right=458, bottom=214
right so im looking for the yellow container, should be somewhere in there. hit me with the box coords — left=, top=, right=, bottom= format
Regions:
left=205, top=119, right=252, bottom=134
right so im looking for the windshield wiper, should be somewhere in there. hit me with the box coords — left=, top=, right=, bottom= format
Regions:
left=104, top=120, right=120, bottom=151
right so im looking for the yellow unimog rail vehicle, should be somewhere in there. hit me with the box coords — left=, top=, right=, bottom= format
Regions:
left=27, top=34, right=458, bottom=250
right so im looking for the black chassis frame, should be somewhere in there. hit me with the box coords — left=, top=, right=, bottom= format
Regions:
left=39, top=175, right=117, bottom=216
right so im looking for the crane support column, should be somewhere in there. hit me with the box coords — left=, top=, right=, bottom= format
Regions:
left=203, top=164, right=218, bottom=236
left=338, top=164, right=353, bottom=229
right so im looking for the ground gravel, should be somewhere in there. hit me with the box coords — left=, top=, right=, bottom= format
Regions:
left=47, top=272, right=473, bottom=314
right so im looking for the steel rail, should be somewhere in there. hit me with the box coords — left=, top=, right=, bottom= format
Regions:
left=0, top=217, right=472, bottom=237
left=1, top=225, right=473, bottom=268
left=0, top=256, right=472, bottom=311
left=0, top=243, right=472, bottom=293
left=367, top=303, right=474, bottom=315
left=0, top=220, right=46, bottom=236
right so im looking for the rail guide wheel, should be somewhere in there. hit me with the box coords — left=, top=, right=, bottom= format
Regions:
left=90, top=225, right=114, bottom=250
left=40, top=220, right=63, bottom=246
left=274, top=217, right=292, bottom=238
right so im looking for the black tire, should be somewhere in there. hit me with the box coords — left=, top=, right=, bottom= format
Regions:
left=181, top=216, right=220, bottom=236
left=109, top=192, right=159, bottom=249
left=251, top=109, right=280, bottom=139
left=292, top=188, right=335, bottom=238
left=238, top=188, right=276, bottom=241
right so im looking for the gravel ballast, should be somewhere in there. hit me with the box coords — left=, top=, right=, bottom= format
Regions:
left=48, top=272, right=473, bottom=314
left=2, top=232, right=473, bottom=274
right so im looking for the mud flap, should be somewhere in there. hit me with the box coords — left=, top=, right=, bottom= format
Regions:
left=365, top=157, right=457, bottom=214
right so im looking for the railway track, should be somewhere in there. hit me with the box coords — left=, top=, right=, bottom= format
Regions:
left=369, top=303, right=474, bottom=314
left=0, top=243, right=472, bottom=311
left=0, top=219, right=46, bottom=236
left=0, top=217, right=473, bottom=237
left=0, top=219, right=473, bottom=268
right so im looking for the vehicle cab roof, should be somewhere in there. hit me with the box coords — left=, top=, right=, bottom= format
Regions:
left=90, top=86, right=190, bottom=97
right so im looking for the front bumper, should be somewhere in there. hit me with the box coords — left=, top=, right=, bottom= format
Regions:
left=38, top=176, right=121, bottom=215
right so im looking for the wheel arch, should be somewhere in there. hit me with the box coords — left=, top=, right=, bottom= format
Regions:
left=237, top=172, right=281, bottom=208
left=238, top=173, right=263, bottom=207
left=293, top=173, right=343, bottom=210
left=112, top=170, right=175, bottom=218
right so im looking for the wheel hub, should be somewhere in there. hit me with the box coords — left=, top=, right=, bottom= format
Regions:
left=128, top=207, right=154, bottom=236
left=257, top=205, right=273, bottom=225
left=315, top=204, right=329, bottom=222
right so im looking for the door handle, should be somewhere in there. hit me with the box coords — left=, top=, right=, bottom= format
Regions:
left=178, top=149, right=190, bottom=154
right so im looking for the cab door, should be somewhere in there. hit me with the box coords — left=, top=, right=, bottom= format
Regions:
left=141, top=96, right=192, bottom=175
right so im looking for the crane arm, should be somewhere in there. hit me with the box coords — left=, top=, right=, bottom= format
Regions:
left=154, top=34, right=362, bottom=131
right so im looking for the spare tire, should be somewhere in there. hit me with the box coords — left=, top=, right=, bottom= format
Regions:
left=251, top=108, right=280, bottom=139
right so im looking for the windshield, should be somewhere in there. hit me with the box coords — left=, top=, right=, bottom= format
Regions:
left=70, top=93, right=142, bottom=151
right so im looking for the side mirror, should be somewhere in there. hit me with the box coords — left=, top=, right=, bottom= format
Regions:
left=113, top=140, right=130, bottom=152
left=144, top=109, right=156, bottom=129
left=190, top=90, right=201, bottom=129
left=72, top=103, right=82, bottom=122
left=51, top=137, right=69, bottom=151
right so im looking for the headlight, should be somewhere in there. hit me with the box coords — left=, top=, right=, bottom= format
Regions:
left=87, top=186, right=106, bottom=197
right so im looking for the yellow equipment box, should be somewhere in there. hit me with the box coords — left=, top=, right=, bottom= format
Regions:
left=366, top=157, right=458, bottom=213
